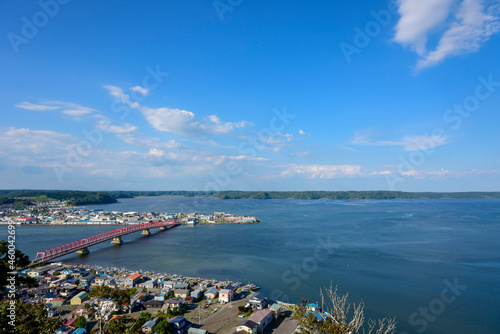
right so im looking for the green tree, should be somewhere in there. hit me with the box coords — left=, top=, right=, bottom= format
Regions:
left=105, top=318, right=126, bottom=333
left=154, top=319, right=172, bottom=334
left=74, top=315, right=87, bottom=329
left=0, top=299, right=61, bottom=334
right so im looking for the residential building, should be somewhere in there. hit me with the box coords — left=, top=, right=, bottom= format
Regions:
left=170, top=317, right=190, bottom=334
left=124, top=272, right=141, bottom=287
left=190, top=289, right=202, bottom=301
left=188, top=328, right=207, bottom=334
left=163, top=297, right=183, bottom=310
left=205, top=287, right=218, bottom=299
left=248, top=309, right=273, bottom=332
left=219, top=289, right=232, bottom=303
left=142, top=317, right=160, bottom=333
left=269, top=303, right=285, bottom=318
left=236, top=319, right=258, bottom=334
left=248, top=292, right=267, bottom=309
left=174, top=288, right=190, bottom=298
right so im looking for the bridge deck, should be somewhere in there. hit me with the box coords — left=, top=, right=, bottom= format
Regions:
left=33, top=220, right=178, bottom=263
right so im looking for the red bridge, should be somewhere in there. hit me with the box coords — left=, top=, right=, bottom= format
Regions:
left=32, top=220, right=178, bottom=264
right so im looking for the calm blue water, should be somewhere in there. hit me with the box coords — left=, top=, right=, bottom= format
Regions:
left=6, top=197, right=500, bottom=334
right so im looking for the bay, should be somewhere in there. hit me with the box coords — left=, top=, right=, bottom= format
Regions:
left=6, top=197, right=500, bottom=334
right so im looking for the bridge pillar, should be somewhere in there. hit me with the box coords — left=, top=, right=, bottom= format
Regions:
left=111, top=236, right=123, bottom=245
left=76, top=248, right=90, bottom=256
left=159, top=226, right=166, bottom=231
left=141, top=229, right=151, bottom=236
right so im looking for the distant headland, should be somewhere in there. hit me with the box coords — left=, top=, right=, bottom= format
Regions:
left=1, top=189, right=500, bottom=207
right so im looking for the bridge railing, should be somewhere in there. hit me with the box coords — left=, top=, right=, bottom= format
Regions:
left=33, top=220, right=178, bottom=263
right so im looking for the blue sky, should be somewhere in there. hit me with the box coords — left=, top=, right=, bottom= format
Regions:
left=1, top=0, right=500, bottom=191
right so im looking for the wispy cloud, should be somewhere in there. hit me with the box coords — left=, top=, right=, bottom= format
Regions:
left=280, top=164, right=363, bottom=179
left=130, top=85, right=150, bottom=96
left=15, top=102, right=59, bottom=111
left=15, top=100, right=98, bottom=117
left=351, top=130, right=448, bottom=151
left=394, top=0, right=500, bottom=70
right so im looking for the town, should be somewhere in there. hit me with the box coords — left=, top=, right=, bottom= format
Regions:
left=12, top=262, right=311, bottom=334
left=0, top=201, right=259, bottom=226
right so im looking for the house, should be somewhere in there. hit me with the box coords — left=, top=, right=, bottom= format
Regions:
left=269, top=303, right=285, bottom=318
left=44, top=291, right=59, bottom=304
left=143, top=279, right=158, bottom=289
left=51, top=298, right=65, bottom=307
left=59, top=283, right=78, bottom=297
left=205, top=287, right=218, bottom=299
left=236, top=319, right=258, bottom=334
left=154, top=292, right=167, bottom=301
left=130, top=292, right=147, bottom=312
left=141, top=317, right=160, bottom=333
left=163, top=297, right=183, bottom=310
left=225, top=284, right=237, bottom=295
left=34, top=284, right=50, bottom=296
left=190, top=289, right=202, bottom=301
left=184, top=296, right=194, bottom=304
left=170, top=317, right=191, bottom=334
left=70, top=291, right=88, bottom=305
left=94, top=276, right=106, bottom=286
left=142, top=299, right=164, bottom=309
left=124, top=272, right=141, bottom=287
left=174, top=288, right=190, bottom=298
left=72, top=328, right=87, bottom=334
left=219, top=289, right=232, bottom=304
left=247, top=309, right=273, bottom=332
left=163, top=281, right=175, bottom=289
left=174, top=282, right=190, bottom=289
left=80, top=275, right=95, bottom=286
left=248, top=292, right=267, bottom=309
left=188, top=328, right=207, bottom=334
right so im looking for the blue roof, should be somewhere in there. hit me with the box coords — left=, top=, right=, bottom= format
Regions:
left=72, top=328, right=87, bottom=334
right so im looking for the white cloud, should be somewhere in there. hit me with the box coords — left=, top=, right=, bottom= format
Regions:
left=394, top=0, right=454, bottom=55
left=141, top=106, right=250, bottom=137
left=417, top=0, right=500, bottom=69
left=130, top=85, right=150, bottom=96
left=281, top=164, right=363, bottom=179
left=299, top=129, right=309, bottom=136
left=394, top=0, right=500, bottom=69
left=103, top=85, right=250, bottom=137
left=15, top=102, right=59, bottom=111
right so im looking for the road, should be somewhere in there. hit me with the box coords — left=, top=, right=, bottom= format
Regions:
left=199, top=296, right=250, bottom=334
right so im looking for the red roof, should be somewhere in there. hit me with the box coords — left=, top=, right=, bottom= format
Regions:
left=126, top=272, right=141, bottom=280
